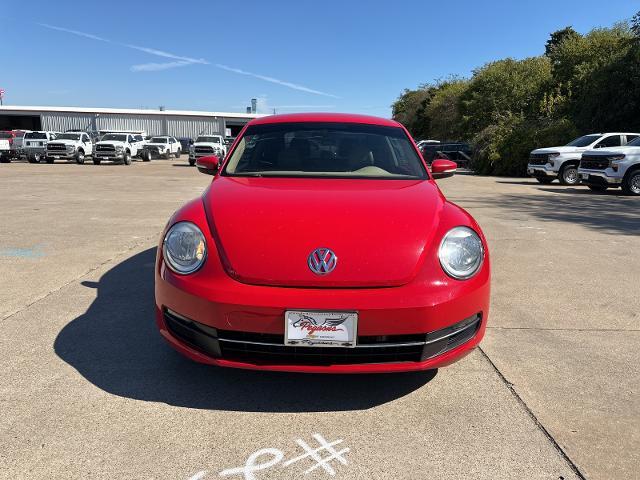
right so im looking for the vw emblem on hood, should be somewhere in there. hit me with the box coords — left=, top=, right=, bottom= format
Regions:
left=308, top=248, right=338, bottom=275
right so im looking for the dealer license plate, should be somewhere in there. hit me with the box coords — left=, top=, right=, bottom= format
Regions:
left=285, top=310, right=357, bottom=347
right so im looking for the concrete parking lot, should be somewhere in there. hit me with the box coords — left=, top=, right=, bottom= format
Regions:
left=1, top=160, right=638, bottom=479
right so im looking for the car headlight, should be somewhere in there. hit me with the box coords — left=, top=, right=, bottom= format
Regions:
left=438, top=226, right=484, bottom=280
left=609, top=154, right=625, bottom=171
left=115, top=145, right=124, bottom=152
left=163, top=221, right=207, bottom=274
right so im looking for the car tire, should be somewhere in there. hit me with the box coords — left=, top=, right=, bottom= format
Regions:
left=75, top=149, right=85, bottom=164
left=123, top=151, right=132, bottom=165
left=163, top=151, right=171, bottom=160
left=93, top=158, right=101, bottom=165
left=142, top=150, right=151, bottom=162
left=0, top=156, right=10, bottom=163
left=559, top=164, right=579, bottom=185
left=29, top=153, right=42, bottom=164
left=535, top=177, right=553, bottom=184
left=175, top=148, right=181, bottom=159
left=189, top=158, right=196, bottom=166
left=587, top=185, right=608, bottom=192
left=622, top=170, right=640, bottom=196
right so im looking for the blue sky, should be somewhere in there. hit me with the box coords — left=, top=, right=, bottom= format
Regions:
left=1, top=0, right=637, bottom=117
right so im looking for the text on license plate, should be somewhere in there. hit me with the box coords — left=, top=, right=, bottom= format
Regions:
left=285, top=310, right=357, bottom=348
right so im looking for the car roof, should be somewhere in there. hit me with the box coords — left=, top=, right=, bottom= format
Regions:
left=248, top=112, right=402, bottom=128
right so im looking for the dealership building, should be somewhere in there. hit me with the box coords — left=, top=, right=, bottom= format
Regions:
left=0, top=105, right=263, bottom=139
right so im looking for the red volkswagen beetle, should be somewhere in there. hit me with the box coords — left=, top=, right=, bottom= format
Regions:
left=155, top=113, right=490, bottom=373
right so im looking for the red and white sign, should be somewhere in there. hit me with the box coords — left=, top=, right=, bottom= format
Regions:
left=0, top=89, right=5, bottom=97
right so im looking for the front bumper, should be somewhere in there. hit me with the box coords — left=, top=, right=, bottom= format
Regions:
left=155, top=259, right=490, bottom=373
left=527, top=165, right=557, bottom=177
left=94, top=151, right=124, bottom=160
left=578, top=169, right=622, bottom=185
left=46, top=149, right=76, bottom=159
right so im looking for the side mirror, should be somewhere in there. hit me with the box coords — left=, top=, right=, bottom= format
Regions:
left=431, top=159, right=457, bottom=179
left=196, top=155, right=220, bottom=175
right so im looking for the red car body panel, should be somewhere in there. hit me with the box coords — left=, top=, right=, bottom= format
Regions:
left=154, top=113, right=491, bottom=373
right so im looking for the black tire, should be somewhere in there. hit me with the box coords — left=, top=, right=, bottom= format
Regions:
left=93, top=158, right=101, bottom=165
left=535, top=177, right=553, bottom=184
left=46, top=156, right=54, bottom=164
left=29, top=153, right=42, bottom=164
left=587, top=184, right=608, bottom=192
left=622, top=170, right=640, bottom=196
left=75, top=149, right=85, bottom=164
left=189, top=158, right=196, bottom=166
left=123, top=150, right=132, bottom=165
left=0, top=156, right=10, bottom=163
left=175, top=148, right=181, bottom=159
left=142, top=150, right=151, bottom=162
left=163, top=150, right=171, bottom=160
left=559, top=164, right=579, bottom=185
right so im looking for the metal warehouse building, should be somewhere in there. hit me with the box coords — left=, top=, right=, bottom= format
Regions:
left=0, top=105, right=263, bottom=139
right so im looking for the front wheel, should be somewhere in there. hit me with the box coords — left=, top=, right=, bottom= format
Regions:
left=29, top=153, right=42, bottom=163
left=142, top=150, right=151, bottom=162
left=536, top=177, right=553, bottom=184
left=0, top=156, right=10, bottom=163
left=622, top=170, right=640, bottom=196
left=75, top=150, right=85, bottom=164
left=587, top=185, right=608, bottom=192
left=122, top=151, right=132, bottom=165
left=559, top=164, right=579, bottom=185
left=175, top=148, right=181, bottom=159
left=189, top=158, right=196, bottom=166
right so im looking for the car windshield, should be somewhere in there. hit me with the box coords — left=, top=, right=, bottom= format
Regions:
left=196, top=136, right=221, bottom=143
left=150, top=137, right=167, bottom=143
left=0, top=132, right=12, bottom=139
left=57, top=133, right=81, bottom=140
left=566, top=134, right=601, bottom=147
left=224, top=122, right=427, bottom=179
left=25, top=132, right=47, bottom=139
left=101, top=134, right=127, bottom=142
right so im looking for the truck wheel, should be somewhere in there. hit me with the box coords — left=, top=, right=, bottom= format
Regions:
left=175, top=148, right=181, bottom=159
left=123, top=151, right=132, bottom=165
left=622, top=170, right=640, bottom=196
left=587, top=185, right=608, bottom=192
left=0, top=156, right=10, bottom=163
left=93, top=158, right=101, bottom=165
left=75, top=149, right=85, bottom=164
left=189, top=158, right=196, bottom=166
left=536, top=177, right=553, bottom=184
left=163, top=150, right=171, bottom=160
left=141, top=150, right=151, bottom=162
left=559, top=164, right=579, bottom=185
left=29, top=153, right=41, bottom=163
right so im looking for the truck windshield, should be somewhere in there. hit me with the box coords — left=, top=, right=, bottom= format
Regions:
left=150, top=137, right=167, bottom=143
left=102, top=134, right=127, bottom=142
left=57, top=133, right=81, bottom=140
left=0, top=132, right=12, bottom=139
left=566, top=134, right=601, bottom=147
left=25, top=132, right=47, bottom=140
left=196, top=136, right=221, bottom=143
left=224, top=122, right=427, bottom=179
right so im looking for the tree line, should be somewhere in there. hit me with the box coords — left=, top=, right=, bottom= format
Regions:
left=392, top=12, right=640, bottom=176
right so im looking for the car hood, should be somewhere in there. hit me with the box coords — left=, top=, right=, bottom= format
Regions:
left=582, top=146, right=640, bottom=156
left=96, top=141, right=126, bottom=146
left=531, top=146, right=584, bottom=155
left=145, top=142, right=167, bottom=147
left=203, top=176, right=444, bottom=287
left=48, top=139, right=77, bottom=145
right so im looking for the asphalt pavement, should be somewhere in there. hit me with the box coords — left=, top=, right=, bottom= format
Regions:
left=1, top=160, right=637, bottom=479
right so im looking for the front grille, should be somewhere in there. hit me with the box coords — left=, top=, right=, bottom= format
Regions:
left=163, top=309, right=482, bottom=366
left=96, top=144, right=115, bottom=152
left=47, top=143, right=67, bottom=151
left=580, top=155, right=609, bottom=170
left=528, top=153, right=549, bottom=165
left=146, top=146, right=161, bottom=154
left=195, top=146, right=215, bottom=154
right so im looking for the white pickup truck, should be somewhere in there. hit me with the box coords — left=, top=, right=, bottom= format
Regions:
left=0, top=135, right=10, bottom=162
left=578, top=136, right=640, bottom=195
left=188, top=134, right=226, bottom=166
left=45, top=131, right=94, bottom=164
left=93, top=133, right=140, bottom=165
left=24, top=131, right=60, bottom=163
left=527, top=133, right=640, bottom=185
left=140, top=136, right=181, bottom=161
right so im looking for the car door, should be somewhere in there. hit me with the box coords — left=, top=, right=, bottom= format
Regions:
left=594, top=135, right=623, bottom=149
left=82, top=134, right=93, bottom=154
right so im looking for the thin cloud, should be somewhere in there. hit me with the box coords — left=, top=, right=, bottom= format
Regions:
left=215, top=64, right=340, bottom=99
left=37, top=23, right=110, bottom=43
left=37, top=23, right=339, bottom=98
left=131, top=61, right=196, bottom=72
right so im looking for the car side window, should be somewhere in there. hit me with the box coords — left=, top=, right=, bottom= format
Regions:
left=625, top=135, right=638, bottom=144
left=169, top=138, right=175, bottom=143
left=128, top=135, right=134, bottom=143
left=595, top=135, right=622, bottom=148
